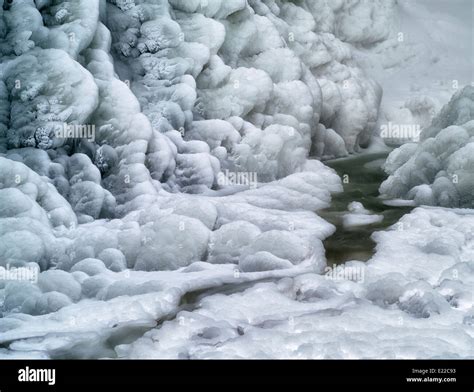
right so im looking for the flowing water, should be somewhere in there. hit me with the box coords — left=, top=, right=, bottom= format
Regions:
left=319, top=151, right=414, bottom=266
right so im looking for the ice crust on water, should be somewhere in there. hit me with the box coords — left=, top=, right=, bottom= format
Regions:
left=0, top=0, right=471, bottom=359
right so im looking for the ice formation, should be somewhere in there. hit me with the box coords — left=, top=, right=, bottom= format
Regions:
left=0, top=0, right=383, bottom=312
left=342, top=201, right=383, bottom=228
left=116, top=207, right=474, bottom=359
left=1, top=207, right=471, bottom=359
left=0, top=0, right=471, bottom=360
left=381, top=87, right=474, bottom=208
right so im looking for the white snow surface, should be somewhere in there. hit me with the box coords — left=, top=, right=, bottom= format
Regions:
left=1, top=207, right=471, bottom=359
left=0, top=0, right=472, bottom=359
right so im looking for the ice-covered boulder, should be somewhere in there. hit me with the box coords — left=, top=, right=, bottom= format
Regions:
left=135, top=214, right=210, bottom=271
left=37, top=270, right=82, bottom=302
left=239, top=230, right=313, bottom=272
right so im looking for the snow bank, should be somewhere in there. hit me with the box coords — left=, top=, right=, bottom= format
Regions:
left=381, top=87, right=474, bottom=208
left=0, top=0, right=387, bottom=209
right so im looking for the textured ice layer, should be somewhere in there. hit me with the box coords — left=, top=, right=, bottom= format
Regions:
left=381, top=87, right=474, bottom=208
left=0, top=0, right=471, bottom=360
left=0, top=160, right=341, bottom=338
left=1, top=0, right=386, bottom=189
left=0, top=0, right=384, bottom=303
left=0, top=0, right=388, bottom=216
left=2, top=207, right=470, bottom=359
left=116, top=207, right=474, bottom=359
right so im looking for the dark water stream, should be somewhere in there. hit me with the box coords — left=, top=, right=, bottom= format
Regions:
left=319, top=151, right=414, bottom=266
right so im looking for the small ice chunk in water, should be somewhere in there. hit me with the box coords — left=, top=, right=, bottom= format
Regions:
left=342, top=202, right=383, bottom=228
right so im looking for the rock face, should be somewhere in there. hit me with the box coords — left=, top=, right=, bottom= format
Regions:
left=380, top=86, right=474, bottom=208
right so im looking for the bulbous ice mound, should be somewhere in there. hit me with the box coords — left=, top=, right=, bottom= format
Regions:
left=0, top=157, right=75, bottom=272
left=0, top=0, right=389, bottom=208
left=0, top=0, right=388, bottom=264
left=380, top=87, right=474, bottom=208
left=105, top=0, right=386, bottom=181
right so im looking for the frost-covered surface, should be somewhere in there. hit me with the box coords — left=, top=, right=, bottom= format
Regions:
left=0, top=0, right=472, bottom=359
left=0, top=0, right=382, bottom=321
left=381, top=87, right=474, bottom=208
left=97, top=208, right=474, bottom=358
left=104, top=0, right=387, bottom=174
left=1, top=206, right=472, bottom=359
